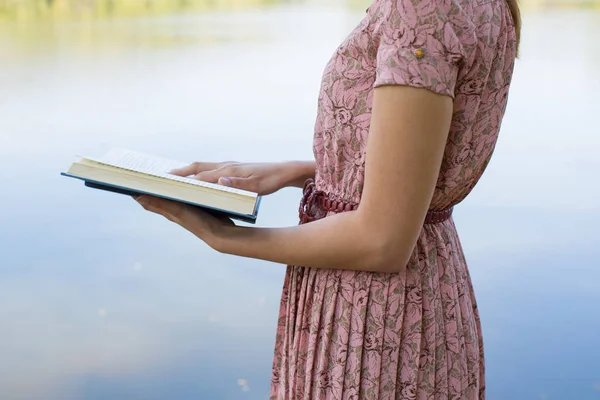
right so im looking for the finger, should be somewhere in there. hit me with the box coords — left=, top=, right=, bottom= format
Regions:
left=135, top=196, right=217, bottom=239
left=195, top=169, right=228, bottom=183
left=168, top=164, right=199, bottom=177
left=215, top=214, right=236, bottom=226
left=169, top=162, right=222, bottom=177
left=135, top=195, right=187, bottom=224
left=218, top=177, right=257, bottom=193
left=135, top=195, right=168, bottom=215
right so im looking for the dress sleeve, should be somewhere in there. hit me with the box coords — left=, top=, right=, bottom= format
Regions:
left=373, top=0, right=467, bottom=98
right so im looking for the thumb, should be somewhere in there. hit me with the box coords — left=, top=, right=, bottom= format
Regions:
left=218, top=177, right=254, bottom=191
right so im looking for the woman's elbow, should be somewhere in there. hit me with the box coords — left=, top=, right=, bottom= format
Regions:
left=349, top=213, right=417, bottom=273
left=363, top=237, right=412, bottom=274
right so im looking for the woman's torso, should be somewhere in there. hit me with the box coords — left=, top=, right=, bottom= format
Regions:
left=312, top=0, right=517, bottom=210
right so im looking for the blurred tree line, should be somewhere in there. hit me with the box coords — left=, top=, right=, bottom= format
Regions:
left=0, top=0, right=372, bottom=21
left=1, top=0, right=597, bottom=22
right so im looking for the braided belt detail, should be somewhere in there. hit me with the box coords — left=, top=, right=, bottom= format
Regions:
left=298, top=179, right=453, bottom=225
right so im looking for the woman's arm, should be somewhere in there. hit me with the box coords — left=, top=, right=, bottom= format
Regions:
left=138, top=84, right=453, bottom=273
left=279, top=160, right=316, bottom=189
left=209, top=86, right=452, bottom=273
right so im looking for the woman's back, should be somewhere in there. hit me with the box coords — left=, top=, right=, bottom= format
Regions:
left=436, top=0, right=517, bottom=208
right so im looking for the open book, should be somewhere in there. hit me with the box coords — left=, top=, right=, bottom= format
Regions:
left=61, top=148, right=261, bottom=224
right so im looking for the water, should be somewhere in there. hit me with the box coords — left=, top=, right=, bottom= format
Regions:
left=1, top=2, right=599, bottom=399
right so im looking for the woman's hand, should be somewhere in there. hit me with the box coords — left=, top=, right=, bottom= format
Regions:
left=169, top=160, right=315, bottom=196
left=133, top=195, right=234, bottom=248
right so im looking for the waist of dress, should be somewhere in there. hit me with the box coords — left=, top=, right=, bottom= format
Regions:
left=298, top=179, right=453, bottom=225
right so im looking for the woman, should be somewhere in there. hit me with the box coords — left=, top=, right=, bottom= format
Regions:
left=135, top=0, right=520, bottom=397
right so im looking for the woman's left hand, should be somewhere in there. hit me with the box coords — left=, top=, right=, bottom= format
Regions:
left=133, top=195, right=234, bottom=247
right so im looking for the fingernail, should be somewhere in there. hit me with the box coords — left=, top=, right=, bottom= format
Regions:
left=219, top=177, right=231, bottom=187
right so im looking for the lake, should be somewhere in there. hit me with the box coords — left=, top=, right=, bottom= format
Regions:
left=1, top=2, right=599, bottom=399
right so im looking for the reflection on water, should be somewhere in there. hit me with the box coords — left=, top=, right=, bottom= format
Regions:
left=1, top=2, right=599, bottom=400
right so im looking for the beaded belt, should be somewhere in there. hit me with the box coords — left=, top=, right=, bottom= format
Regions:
left=298, top=179, right=453, bottom=225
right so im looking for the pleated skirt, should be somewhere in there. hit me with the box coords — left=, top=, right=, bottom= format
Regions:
left=269, top=218, right=485, bottom=400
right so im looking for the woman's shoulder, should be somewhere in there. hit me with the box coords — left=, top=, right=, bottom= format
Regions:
left=372, top=0, right=516, bottom=69
left=369, top=0, right=516, bottom=97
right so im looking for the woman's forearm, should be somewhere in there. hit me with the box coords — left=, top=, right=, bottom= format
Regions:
left=280, top=160, right=316, bottom=189
left=211, top=210, right=407, bottom=273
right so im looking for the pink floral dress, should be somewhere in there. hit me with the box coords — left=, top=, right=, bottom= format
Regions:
left=270, top=0, right=517, bottom=397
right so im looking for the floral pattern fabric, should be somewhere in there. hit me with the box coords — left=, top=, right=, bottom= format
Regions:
left=270, top=0, right=517, bottom=398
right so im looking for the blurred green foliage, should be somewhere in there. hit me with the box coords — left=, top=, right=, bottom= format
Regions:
left=0, top=0, right=371, bottom=21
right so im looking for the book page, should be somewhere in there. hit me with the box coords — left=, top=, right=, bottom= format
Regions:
left=82, top=148, right=257, bottom=198
left=102, top=148, right=187, bottom=174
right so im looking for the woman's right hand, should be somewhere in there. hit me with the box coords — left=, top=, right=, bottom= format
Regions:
left=169, top=161, right=315, bottom=196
